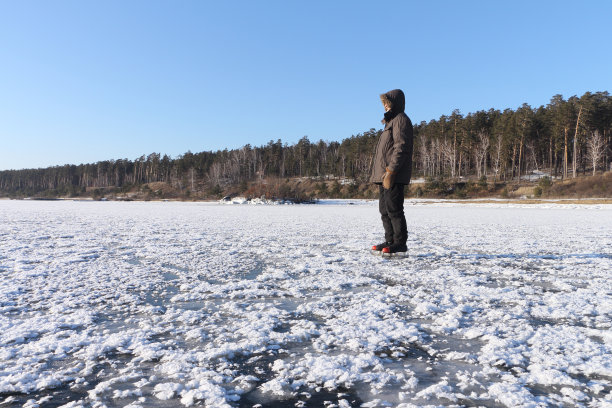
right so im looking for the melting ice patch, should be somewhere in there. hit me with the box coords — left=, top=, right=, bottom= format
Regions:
left=1, top=200, right=611, bottom=407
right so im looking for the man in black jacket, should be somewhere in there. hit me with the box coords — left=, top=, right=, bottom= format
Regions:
left=370, top=89, right=414, bottom=254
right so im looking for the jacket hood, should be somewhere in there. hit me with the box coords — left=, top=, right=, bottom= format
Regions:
left=380, top=89, right=405, bottom=114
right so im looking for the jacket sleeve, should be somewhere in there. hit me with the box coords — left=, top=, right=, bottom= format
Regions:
left=386, top=115, right=413, bottom=173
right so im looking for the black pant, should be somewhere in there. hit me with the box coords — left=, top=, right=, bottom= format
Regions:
left=378, top=184, right=407, bottom=245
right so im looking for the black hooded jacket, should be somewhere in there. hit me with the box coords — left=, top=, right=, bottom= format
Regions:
left=369, top=89, right=414, bottom=185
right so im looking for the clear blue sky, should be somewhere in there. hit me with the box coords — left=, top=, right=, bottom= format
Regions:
left=1, top=1, right=611, bottom=171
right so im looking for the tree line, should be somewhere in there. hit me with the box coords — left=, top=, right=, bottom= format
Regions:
left=1, top=91, right=610, bottom=198
left=416, top=91, right=611, bottom=182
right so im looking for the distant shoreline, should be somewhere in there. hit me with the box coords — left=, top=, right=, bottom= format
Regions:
left=4, top=197, right=612, bottom=205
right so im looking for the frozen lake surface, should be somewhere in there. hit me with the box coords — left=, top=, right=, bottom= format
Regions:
left=1, top=200, right=611, bottom=407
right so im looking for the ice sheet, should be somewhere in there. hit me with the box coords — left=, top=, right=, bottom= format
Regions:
left=1, top=200, right=611, bottom=407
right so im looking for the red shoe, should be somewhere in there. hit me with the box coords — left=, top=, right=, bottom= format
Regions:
left=372, top=242, right=391, bottom=251
left=382, top=243, right=407, bottom=254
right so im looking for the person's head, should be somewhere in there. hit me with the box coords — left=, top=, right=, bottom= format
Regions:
left=380, top=89, right=405, bottom=114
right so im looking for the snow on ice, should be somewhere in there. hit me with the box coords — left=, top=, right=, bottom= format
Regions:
left=1, top=199, right=611, bottom=407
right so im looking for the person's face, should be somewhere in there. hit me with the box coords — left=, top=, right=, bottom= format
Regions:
left=384, top=102, right=391, bottom=112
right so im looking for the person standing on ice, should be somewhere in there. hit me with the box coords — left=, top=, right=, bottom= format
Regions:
left=370, top=89, right=414, bottom=255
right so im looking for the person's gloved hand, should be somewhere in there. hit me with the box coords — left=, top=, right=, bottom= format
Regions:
left=383, top=168, right=396, bottom=189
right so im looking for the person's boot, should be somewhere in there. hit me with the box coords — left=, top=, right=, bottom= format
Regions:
left=371, top=241, right=392, bottom=251
left=382, top=243, right=407, bottom=254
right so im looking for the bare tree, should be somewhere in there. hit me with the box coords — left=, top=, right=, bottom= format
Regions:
left=432, top=138, right=442, bottom=176
left=492, top=135, right=503, bottom=182
left=207, top=162, right=219, bottom=186
left=419, top=139, right=433, bottom=177
left=573, top=106, right=582, bottom=178
left=526, top=141, right=539, bottom=173
left=587, top=130, right=605, bottom=176
left=440, top=139, right=455, bottom=178
left=474, top=130, right=490, bottom=178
